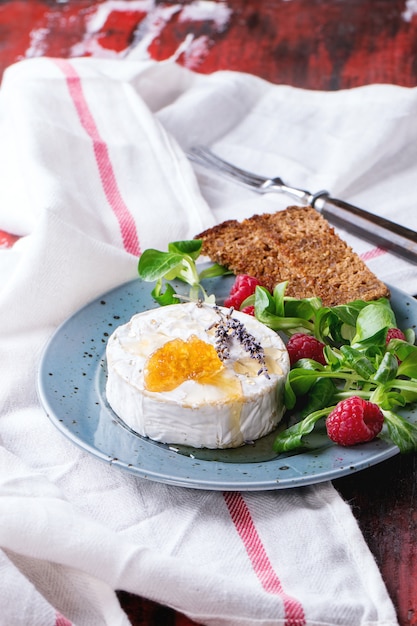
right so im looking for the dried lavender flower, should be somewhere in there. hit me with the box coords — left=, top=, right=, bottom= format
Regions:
left=208, top=306, right=269, bottom=378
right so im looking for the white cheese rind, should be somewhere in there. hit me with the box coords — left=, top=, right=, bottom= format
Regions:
left=105, top=302, right=290, bottom=449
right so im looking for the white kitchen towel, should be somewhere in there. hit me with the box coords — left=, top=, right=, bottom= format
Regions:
left=0, top=55, right=415, bottom=625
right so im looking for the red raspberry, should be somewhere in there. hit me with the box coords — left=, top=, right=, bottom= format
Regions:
left=386, top=327, right=406, bottom=344
left=286, top=333, right=326, bottom=366
left=386, top=327, right=406, bottom=363
left=224, top=275, right=261, bottom=310
left=326, top=396, right=384, bottom=446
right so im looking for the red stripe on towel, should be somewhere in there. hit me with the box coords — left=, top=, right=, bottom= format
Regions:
left=360, top=247, right=387, bottom=262
left=55, top=613, right=72, bottom=626
left=54, top=59, right=141, bottom=257
left=223, top=492, right=306, bottom=626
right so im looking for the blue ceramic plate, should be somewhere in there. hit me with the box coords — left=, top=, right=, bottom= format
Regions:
left=37, top=274, right=417, bottom=490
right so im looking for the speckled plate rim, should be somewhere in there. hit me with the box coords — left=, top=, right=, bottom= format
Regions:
left=37, top=275, right=417, bottom=491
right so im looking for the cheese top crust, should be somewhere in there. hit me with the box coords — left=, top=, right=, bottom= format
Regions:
left=105, top=302, right=290, bottom=449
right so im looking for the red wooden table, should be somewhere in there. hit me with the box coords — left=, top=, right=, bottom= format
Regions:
left=1, top=1, right=416, bottom=624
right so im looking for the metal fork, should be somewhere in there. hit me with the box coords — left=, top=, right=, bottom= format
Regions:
left=188, top=146, right=321, bottom=204
left=188, top=146, right=417, bottom=264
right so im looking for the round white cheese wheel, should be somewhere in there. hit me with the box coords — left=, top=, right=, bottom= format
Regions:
left=105, top=302, right=290, bottom=449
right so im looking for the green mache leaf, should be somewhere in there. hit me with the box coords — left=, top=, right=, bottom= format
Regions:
left=138, top=249, right=184, bottom=282
left=255, top=285, right=275, bottom=312
left=397, top=348, right=417, bottom=378
left=323, top=345, right=344, bottom=369
left=138, top=240, right=230, bottom=305
left=272, top=282, right=288, bottom=317
left=151, top=281, right=179, bottom=306
left=374, top=379, right=417, bottom=406
left=254, top=287, right=314, bottom=333
left=315, top=301, right=369, bottom=345
left=314, top=307, right=342, bottom=344
left=396, top=389, right=417, bottom=404
left=283, top=298, right=320, bottom=324
left=353, top=327, right=388, bottom=349
left=285, top=366, right=324, bottom=398
left=272, top=280, right=322, bottom=320
left=166, top=256, right=199, bottom=285
left=239, top=294, right=256, bottom=310
left=204, top=293, right=216, bottom=304
left=382, top=410, right=417, bottom=453
left=339, top=323, right=357, bottom=344
left=377, top=391, right=406, bottom=411
left=351, top=301, right=397, bottom=346
left=299, top=377, right=337, bottom=418
left=254, top=288, right=287, bottom=328
left=273, top=407, right=332, bottom=452
left=284, top=379, right=297, bottom=410
left=389, top=337, right=417, bottom=359
left=339, top=345, right=376, bottom=379
left=198, top=263, right=231, bottom=281
left=276, top=318, right=315, bottom=334
left=332, top=300, right=369, bottom=326
left=168, top=239, right=202, bottom=260
left=294, top=358, right=326, bottom=371
left=362, top=343, right=385, bottom=360
left=405, top=328, right=416, bottom=344
left=372, top=351, right=398, bottom=383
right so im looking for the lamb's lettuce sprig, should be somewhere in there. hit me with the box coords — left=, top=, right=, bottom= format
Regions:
left=256, top=283, right=417, bottom=454
left=137, top=239, right=229, bottom=305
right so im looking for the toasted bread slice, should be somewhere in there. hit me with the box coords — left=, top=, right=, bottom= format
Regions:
left=196, top=206, right=390, bottom=306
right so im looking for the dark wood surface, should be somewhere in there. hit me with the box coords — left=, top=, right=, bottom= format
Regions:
left=1, top=1, right=416, bottom=624
left=1, top=0, right=417, bottom=90
left=336, top=454, right=417, bottom=626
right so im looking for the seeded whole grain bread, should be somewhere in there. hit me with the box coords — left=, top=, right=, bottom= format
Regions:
left=196, top=206, right=390, bottom=307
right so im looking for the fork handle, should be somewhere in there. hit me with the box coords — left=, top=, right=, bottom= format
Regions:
left=313, top=194, right=417, bottom=263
